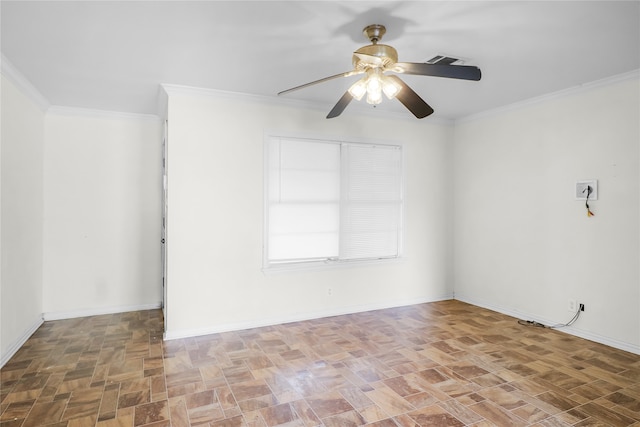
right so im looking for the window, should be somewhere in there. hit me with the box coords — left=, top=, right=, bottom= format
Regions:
left=264, top=135, right=403, bottom=269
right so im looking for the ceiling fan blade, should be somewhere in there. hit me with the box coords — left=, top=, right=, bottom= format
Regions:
left=386, top=75, right=434, bottom=119
left=278, top=70, right=362, bottom=96
left=326, top=91, right=353, bottom=119
left=393, top=62, right=481, bottom=81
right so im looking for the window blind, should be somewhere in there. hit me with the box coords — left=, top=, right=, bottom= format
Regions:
left=265, top=136, right=403, bottom=268
left=340, top=143, right=403, bottom=260
left=267, top=137, right=340, bottom=262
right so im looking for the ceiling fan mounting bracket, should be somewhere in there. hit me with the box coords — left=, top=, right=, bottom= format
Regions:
left=363, top=24, right=386, bottom=44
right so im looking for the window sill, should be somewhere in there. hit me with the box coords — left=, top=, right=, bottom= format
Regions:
left=261, top=256, right=405, bottom=275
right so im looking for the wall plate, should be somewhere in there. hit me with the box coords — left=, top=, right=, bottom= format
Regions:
left=576, top=180, right=597, bottom=200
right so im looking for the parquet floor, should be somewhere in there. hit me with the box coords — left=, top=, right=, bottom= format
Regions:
left=1, top=300, right=639, bottom=427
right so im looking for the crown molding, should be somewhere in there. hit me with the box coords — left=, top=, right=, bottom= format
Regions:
left=160, top=83, right=453, bottom=126
left=1, top=53, right=50, bottom=111
left=457, top=69, right=640, bottom=125
left=47, top=105, right=161, bottom=122
left=157, top=85, right=169, bottom=120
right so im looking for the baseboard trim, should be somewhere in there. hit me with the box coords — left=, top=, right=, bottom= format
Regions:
left=164, top=294, right=452, bottom=340
left=43, top=302, right=162, bottom=321
left=1, top=316, right=44, bottom=368
left=455, top=295, right=640, bottom=356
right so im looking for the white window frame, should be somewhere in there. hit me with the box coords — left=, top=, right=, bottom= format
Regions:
left=263, top=133, right=404, bottom=272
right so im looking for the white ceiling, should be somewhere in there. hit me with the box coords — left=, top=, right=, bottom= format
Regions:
left=2, top=1, right=639, bottom=120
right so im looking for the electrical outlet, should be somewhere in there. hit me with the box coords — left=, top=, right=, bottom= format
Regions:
left=328, top=288, right=332, bottom=296
left=568, top=299, right=577, bottom=312
left=576, top=180, right=598, bottom=200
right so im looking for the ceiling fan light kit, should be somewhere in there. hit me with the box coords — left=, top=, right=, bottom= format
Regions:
left=348, top=67, right=402, bottom=105
left=278, top=24, right=482, bottom=119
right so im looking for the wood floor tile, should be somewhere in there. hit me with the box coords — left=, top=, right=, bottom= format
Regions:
left=357, top=403, right=389, bottom=424
left=322, top=409, right=366, bottom=427
left=407, top=404, right=466, bottom=427
left=21, top=400, right=66, bottom=427
left=2, top=301, right=639, bottom=426
left=437, top=399, right=485, bottom=425
left=304, top=392, right=352, bottom=420
left=469, top=400, right=528, bottom=426
left=364, top=383, right=414, bottom=416
left=259, top=402, right=298, bottom=426
left=0, top=398, right=35, bottom=421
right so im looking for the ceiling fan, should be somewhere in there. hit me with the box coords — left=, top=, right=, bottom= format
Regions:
left=278, top=24, right=481, bottom=119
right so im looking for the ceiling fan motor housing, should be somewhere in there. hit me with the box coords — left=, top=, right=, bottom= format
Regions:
left=352, top=44, right=398, bottom=70
left=352, top=24, right=398, bottom=70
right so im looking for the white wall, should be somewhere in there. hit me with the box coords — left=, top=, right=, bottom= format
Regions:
left=453, top=74, right=640, bottom=353
left=164, top=89, right=454, bottom=338
left=0, top=75, right=45, bottom=364
left=42, top=110, right=163, bottom=319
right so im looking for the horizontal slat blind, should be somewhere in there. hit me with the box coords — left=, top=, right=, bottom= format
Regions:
left=265, top=136, right=403, bottom=267
left=340, top=144, right=402, bottom=260
left=267, top=137, right=340, bottom=262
